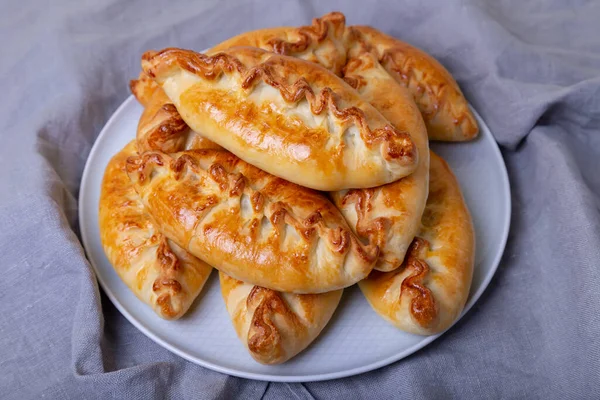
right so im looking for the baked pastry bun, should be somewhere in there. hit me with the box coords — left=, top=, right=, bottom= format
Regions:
left=126, top=149, right=378, bottom=293
left=210, top=11, right=347, bottom=75
left=219, top=272, right=342, bottom=364
left=331, top=38, right=430, bottom=271
left=99, top=141, right=212, bottom=319
left=359, top=151, right=475, bottom=335
left=141, top=46, right=419, bottom=191
left=352, top=26, right=478, bottom=141
left=131, top=11, right=345, bottom=109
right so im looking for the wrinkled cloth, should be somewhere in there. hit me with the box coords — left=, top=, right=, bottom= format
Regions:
left=1, top=0, right=599, bottom=398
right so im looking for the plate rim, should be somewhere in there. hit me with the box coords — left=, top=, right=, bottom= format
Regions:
left=79, top=94, right=511, bottom=382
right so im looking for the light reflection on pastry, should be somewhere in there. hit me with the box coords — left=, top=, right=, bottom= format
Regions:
left=126, top=148, right=378, bottom=293
left=141, top=46, right=419, bottom=191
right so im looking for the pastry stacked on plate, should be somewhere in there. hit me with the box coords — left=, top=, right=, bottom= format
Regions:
left=99, top=12, right=478, bottom=365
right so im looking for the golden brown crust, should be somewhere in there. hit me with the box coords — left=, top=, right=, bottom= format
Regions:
left=136, top=89, right=189, bottom=154
left=130, top=71, right=161, bottom=107
left=134, top=12, right=346, bottom=154
left=359, top=152, right=475, bottom=335
left=141, top=46, right=419, bottom=191
left=99, top=141, right=212, bottom=319
left=127, top=149, right=378, bottom=293
left=352, top=26, right=478, bottom=141
left=397, top=238, right=437, bottom=327
left=209, top=11, right=347, bottom=75
left=219, top=272, right=342, bottom=364
left=134, top=36, right=428, bottom=272
left=136, top=88, right=222, bottom=153
left=331, top=39, right=429, bottom=271
left=133, top=12, right=477, bottom=144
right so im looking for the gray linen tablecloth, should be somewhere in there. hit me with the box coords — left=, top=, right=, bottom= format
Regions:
left=1, top=0, right=599, bottom=398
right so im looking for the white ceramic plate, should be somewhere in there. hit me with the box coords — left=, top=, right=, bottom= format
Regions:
left=79, top=95, right=510, bottom=382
